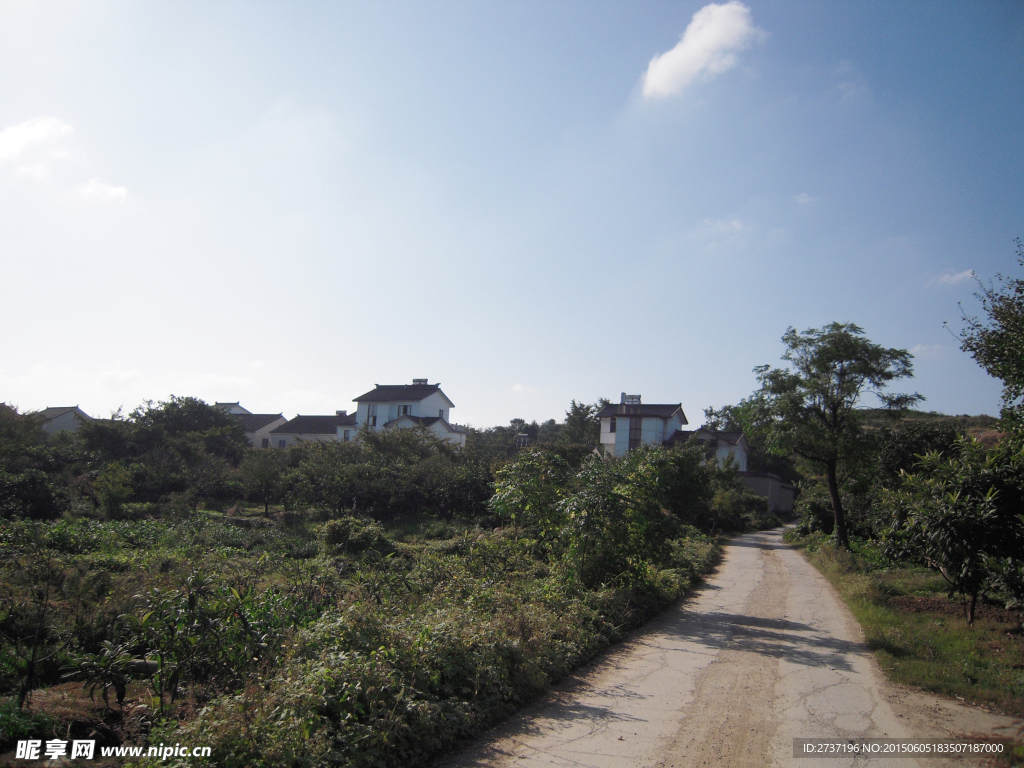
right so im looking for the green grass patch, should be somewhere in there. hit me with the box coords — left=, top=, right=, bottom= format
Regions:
left=787, top=532, right=1024, bottom=718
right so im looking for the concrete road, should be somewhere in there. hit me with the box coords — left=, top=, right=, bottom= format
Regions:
left=439, top=528, right=1021, bottom=768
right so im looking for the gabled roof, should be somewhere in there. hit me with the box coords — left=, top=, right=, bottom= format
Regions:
left=237, top=413, right=286, bottom=432
left=596, top=403, right=687, bottom=422
left=354, top=383, right=454, bottom=407
left=670, top=428, right=747, bottom=446
left=34, top=406, right=92, bottom=423
left=271, top=415, right=347, bottom=435
left=390, top=414, right=468, bottom=435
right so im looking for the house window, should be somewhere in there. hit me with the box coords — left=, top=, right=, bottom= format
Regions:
left=609, top=417, right=616, bottom=433
left=367, top=404, right=377, bottom=426
left=399, top=405, right=411, bottom=416
left=343, top=430, right=350, bottom=442
left=261, top=438, right=270, bottom=448
left=439, top=409, right=443, bottom=418
left=278, top=440, right=286, bottom=449
left=628, top=417, right=643, bottom=450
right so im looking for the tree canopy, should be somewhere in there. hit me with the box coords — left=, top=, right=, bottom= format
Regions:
left=957, top=238, right=1024, bottom=430
left=749, top=323, right=922, bottom=548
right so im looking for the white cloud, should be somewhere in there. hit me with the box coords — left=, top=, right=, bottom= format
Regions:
left=79, top=178, right=128, bottom=201
left=511, top=383, right=538, bottom=395
left=794, top=193, right=815, bottom=204
left=0, top=117, right=73, bottom=162
left=641, top=1, right=763, bottom=99
left=704, top=217, right=745, bottom=233
left=935, top=269, right=974, bottom=286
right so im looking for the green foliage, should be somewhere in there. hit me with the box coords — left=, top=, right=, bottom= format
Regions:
left=0, top=697, right=56, bottom=752
left=489, top=449, right=571, bottom=535
left=288, top=431, right=491, bottom=520
left=239, top=448, right=287, bottom=514
left=882, top=437, right=1024, bottom=622
left=318, top=516, right=394, bottom=556
left=94, top=461, right=133, bottom=518
left=748, top=322, right=922, bottom=548
left=794, top=535, right=1024, bottom=717
left=956, top=239, right=1024, bottom=430
left=0, top=470, right=65, bottom=520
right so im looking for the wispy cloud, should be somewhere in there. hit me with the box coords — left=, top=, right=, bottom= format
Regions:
left=794, top=193, right=815, bottom=205
left=910, top=344, right=943, bottom=359
left=0, top=117, right=73, bottom=163
left=79, top=178, right=128, bottom=202
left=511, top=383, right=538, bottom=395
left=641, top=1, right=764, bottom=99
left=933, top=269, right=974, bottom=286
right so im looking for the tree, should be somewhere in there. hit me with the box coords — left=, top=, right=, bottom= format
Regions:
left=559, top=399, right=605, bottom=449
left=749, top=323, right=922, bottom=548
left=239, top=449, right=286, bottom=515
left=956, top=238, right=1024, bottom=430
left=883, top=437, right=1024, bottom=623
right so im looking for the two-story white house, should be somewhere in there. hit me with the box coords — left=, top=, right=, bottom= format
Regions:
left=597, top=394, right=689, bottom=458
left=352, top=379, right=467, bottom=447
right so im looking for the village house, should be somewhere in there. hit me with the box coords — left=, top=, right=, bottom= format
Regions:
left=668, top=427, right=750, bottom=471
left=33, top=406, right=93, bottom=436
left=269, top=412, right=357, bottom=449
left=215, top=403, right=289, bottom=448
left=597, top=394, right=689, bottom=458
left=352, top=379, right=467, bottom=447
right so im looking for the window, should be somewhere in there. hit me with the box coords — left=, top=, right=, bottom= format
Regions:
left=399, top=405, right=411, bottom=416
left=343, top=430, right=350, bottom=442
left=439, top=409, right=444, bottom=418
left=628, top=417, right=642, bottom=450
left=278, top=440, right=286, bottom=449
left=261, top=438, right=270, bottom=448
left=367, top=404, right=377, bottom=426
left=609, top=417, right=616, bottom=433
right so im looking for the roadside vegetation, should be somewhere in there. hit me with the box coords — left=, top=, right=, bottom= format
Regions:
left=706, top=244, right=1024, bottom=754
left=0, top=391, right=779, bottom=766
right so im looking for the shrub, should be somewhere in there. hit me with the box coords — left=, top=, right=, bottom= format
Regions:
left=318, top=516, right=393, bottom=556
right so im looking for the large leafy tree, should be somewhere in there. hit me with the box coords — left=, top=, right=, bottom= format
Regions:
left=750, top=323, right=922, bottom=548
left=957, top=238, right=1024, bottom=430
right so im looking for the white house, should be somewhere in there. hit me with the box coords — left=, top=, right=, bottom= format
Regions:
left=669, top=427, right=750, bottom=472
left=33, top=406, right=93, bottom=436
left=238, top=413, right=288, bottom=448
left=216, top=403, right=289, bottom=448
left=352, top=380, right=467, bottom=447
left=214, top=402, right=251, bottom=416
left=597, top=394, right=688, bottom=458
left=270, top=413, right=356, bottom=449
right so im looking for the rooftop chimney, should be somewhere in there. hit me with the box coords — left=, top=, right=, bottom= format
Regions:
left=336, top=410, right=347, bottom=417
left=412, top=378, right=428, bottom=385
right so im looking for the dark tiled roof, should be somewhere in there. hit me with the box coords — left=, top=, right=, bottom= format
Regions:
left=596, top=403, right=687, bottom=421
left=34, top=406, right=92, bottom=422
left=237, top=413, right=286, bottom=432
left=337, top=412, right=357, bottom=426
left=271, top=415, right=344, bottom=435
left=354, top=384, right=450, bottom=404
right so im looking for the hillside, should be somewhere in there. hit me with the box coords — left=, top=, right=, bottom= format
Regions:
left=859, top=409, right=1003, bottom=445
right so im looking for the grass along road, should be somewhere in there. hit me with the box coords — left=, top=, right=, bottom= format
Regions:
left=439, top=528, right=1022, bottom=768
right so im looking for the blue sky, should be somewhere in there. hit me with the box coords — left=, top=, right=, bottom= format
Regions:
left=1, top=1, right=1021, bottom=427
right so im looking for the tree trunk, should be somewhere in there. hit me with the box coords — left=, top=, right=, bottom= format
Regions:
left=967, top=592, right=977, bottom=625
left=825, top=458, right=850, bottom=549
